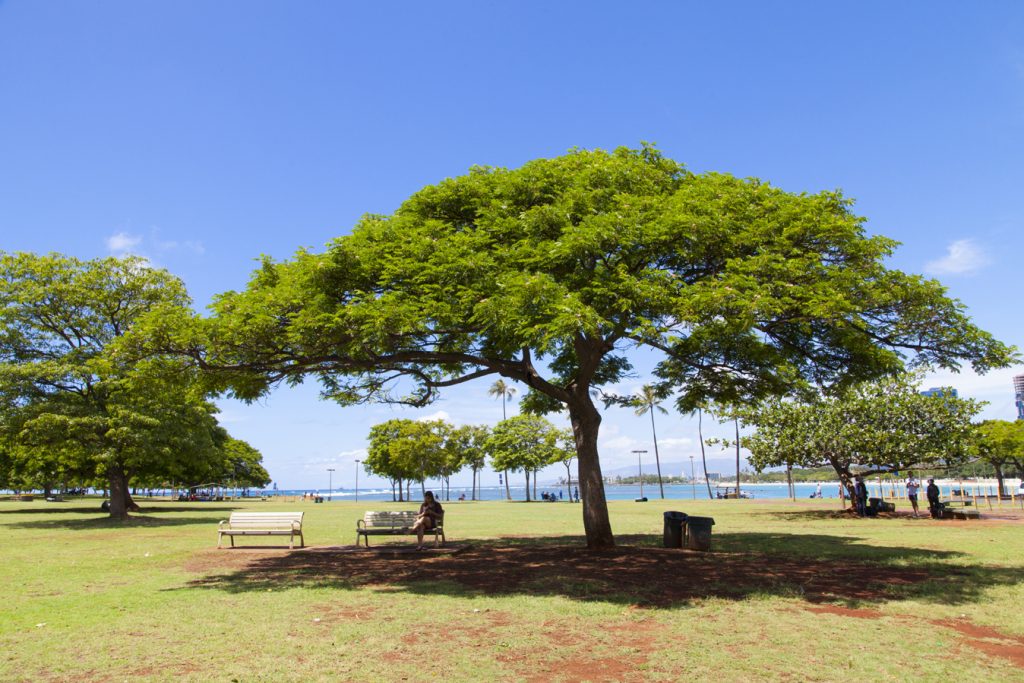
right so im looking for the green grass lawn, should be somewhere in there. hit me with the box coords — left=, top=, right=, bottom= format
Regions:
left=2, top=496, right=1022, bottom=682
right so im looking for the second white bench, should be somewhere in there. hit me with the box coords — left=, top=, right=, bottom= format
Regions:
left=356, top=510, right=445, bottom=547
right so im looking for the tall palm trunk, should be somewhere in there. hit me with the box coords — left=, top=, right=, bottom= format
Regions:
left=734, top=418, right=741, bottom=497
left=649, top=410, right=665, bottom=499
left=699, top=409, right=713, bottom=499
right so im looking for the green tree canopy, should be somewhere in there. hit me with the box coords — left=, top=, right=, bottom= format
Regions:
left=364, top=418, right=452, bottom=500
left=486, top=415, right=562, bottom=501
left=148, top=146, right=1015, bottom=547
left=741, top=374, right=984, bottom=498
left=0, top=252, right=223, bottom=517
left=974, top=420, right=1024, bottom=495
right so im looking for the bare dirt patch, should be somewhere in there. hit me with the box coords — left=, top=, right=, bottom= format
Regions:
left=805, top=604, right=884, bottom=619
left=935, top=619, right=1024, bottom=667
left=801, top=605, right=1024, bottom=667
left=531, top=655, right=645, bottom=683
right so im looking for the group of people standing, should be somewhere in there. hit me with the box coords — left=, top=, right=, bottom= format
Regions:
left=853, top=473, right=942, bottom=518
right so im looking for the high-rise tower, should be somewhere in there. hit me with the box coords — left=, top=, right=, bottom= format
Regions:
left=1015, top=375, right=1024, bottom=421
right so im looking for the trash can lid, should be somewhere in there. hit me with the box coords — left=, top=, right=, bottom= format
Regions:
left=663, top=511, right=688, bottom=520
left=684, top=516, right=715, bottom=525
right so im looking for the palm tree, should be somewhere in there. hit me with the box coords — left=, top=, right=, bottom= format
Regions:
left=634, top=385, right=666, bottom=499
left=697, top=407, right=713, bottom=499
left=488, top=379, right=517, bottom=500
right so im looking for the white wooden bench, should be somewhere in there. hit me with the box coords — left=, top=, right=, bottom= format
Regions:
left=356, top=510, right=445, bottom=547
left=217, top=512, right=305, bottom=549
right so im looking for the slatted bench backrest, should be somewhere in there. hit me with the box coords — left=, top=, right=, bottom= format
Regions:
left=363, top=511, right=421, bottom=528
left=228, top=512, right=303, bottom=529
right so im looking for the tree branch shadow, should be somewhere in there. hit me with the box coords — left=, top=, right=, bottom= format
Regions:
left=2, top=505, right=243, bottom=529
left=176, top=532, right=1021, bottom=609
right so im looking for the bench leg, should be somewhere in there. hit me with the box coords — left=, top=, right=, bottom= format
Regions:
left=230, top=534, right=235, bottom=548
left=217, top=532, right=222, bottom=549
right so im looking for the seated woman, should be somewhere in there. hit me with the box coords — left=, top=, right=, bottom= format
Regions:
left=412, top=491, right=444, bottom=550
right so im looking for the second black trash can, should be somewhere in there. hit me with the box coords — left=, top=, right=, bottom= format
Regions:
left=663, top=511, right=687, bottom=548
left=684, top=516, right=715, bottom=551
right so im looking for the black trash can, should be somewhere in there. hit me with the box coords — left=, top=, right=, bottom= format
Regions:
left=663, top=511, right=687, bottom=548
left=684, top=516, right=715, bottom=551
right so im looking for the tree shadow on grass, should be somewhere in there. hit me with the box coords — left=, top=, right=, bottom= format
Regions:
left=178, top=532, right=1023, bottom=609
left=2, top=505, right=241, bottom=529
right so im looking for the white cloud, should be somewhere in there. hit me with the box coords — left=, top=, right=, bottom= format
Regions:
left=920, top=366, right=1024, bottom=420
left=924, top=239, right=991, bottom=276
left=336, top=448, right=368, bottom=461
left=418, top=410, right=451, bottom=423
left=105, top=227, right=205, bottom=259
left=659, top=437, right=694, bottom=448
left=106, top=232, right=142, bottom=255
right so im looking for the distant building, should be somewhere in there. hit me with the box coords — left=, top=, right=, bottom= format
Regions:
left=705, top=472, right=721, bottom=481
left=920, top=387, right=958, bottom=398
left=1015, top=375, right=1024, bottom=421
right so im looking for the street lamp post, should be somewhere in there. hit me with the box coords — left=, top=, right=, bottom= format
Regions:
left=689, top=455, right=696, bottom=500
left=327, top=468, right=335, bottom=501
left=354, top=459, right=361, bottom=502
left=632, top=450, right=648, bottom=501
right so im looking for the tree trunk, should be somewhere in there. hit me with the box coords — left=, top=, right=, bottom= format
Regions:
left=699, top=409, right=713, bottom=499
left=504, top=470, right=511, bottom=500
left=649, top=410, right=665, bottom=499
left=525, top=470, right=531, bottom=501
left=829, top=458, right=855, bottom=505
left=568, top=398, right=614, bottom=549
left=994, top=463, right=1005, bottom=498
left=533, top=469, right=538, bottom=500
left=107, top=464, right=139, bottom=519
left=786, top=463, right=794, bottom=501
left=397, top=477, right=404, bottom=502
left=734, top=418, right=741, bottom=497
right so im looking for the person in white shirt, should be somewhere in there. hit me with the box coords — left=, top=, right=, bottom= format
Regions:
left=905, top=474, right=921, bottom=518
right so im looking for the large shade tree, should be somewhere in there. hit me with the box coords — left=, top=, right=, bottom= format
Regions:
left=974, top=420, right=1024, bottom=496
left=148, top=147, right=1014, bottom=548
left=741, top=374, right=984, bottom=499
left=0, top=252, right=226, bottom=518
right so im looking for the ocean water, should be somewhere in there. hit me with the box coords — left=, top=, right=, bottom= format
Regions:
left=271, top=482, right=845, bottom=502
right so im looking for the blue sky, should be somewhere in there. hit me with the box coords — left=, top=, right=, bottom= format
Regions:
left=2, top=2, right=1022, bottom=490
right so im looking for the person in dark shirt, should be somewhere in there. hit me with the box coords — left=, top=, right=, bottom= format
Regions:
left=413, top=490, right=444, bottom=550
left=854, top=476, right=869, bottom=517
left=926, top=479, right=942, bottom=519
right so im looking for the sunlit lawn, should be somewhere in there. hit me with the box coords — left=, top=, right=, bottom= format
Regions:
left=2, top=495, right=1022, bottom=682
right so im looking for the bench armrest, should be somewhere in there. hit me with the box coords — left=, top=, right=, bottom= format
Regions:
left=357, top=519, right=366, bottom=529
left=218, top=520, right=229, bottom=529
